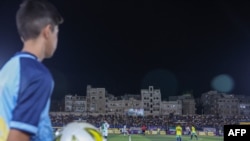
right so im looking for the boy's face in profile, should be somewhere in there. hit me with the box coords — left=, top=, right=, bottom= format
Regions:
left=44, top=25, right=59, bottom=59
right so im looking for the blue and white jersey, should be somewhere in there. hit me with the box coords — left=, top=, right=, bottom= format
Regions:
left=0, top=52, right=54, bottom=141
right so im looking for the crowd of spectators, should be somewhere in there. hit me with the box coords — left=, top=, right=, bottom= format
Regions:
left=50, top=113, right=250, bottom=131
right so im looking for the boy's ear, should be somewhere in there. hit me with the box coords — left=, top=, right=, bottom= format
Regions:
left=42, top=24, right=52, bottom=40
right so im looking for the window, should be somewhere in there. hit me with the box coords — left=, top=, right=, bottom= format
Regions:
left=150, top=86, right=153, bottom=91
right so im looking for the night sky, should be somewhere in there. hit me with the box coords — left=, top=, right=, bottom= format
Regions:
left=1, top=0, right=250, bottom=100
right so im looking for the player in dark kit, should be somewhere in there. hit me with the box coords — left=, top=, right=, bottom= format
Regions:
left=141, top=124, right=147, bottom=136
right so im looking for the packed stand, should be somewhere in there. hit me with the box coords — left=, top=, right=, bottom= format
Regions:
left=49, top=113, right=250, bottom=132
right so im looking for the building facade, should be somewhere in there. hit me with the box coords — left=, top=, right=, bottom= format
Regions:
left=169, top=94, right=196, bottom=115
left=86, top=85, right=107, bottom=114
left=217, top=94, right=239, bottom=117
left=200, top=91, right=244, bottom=117
left=63, top=85, right=250, bottom=116
left=200, top=91, right=222, bottom=115
left=141, top=86, right=161, bottom=116
left=182, top=99, right=196, bottom=115
left=232, top=95, right=250, bottom=116
left=64, top=95, right=86, bottom=112
left=161, top=100, right=182, bottom=115
left=106, top=100, right=124, bottom=115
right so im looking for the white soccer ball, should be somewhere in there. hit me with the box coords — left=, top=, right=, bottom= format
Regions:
left=55, top=122, right=103, bottom=141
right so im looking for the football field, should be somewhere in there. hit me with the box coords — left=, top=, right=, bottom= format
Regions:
left=108, top=134, right=223, bottom=141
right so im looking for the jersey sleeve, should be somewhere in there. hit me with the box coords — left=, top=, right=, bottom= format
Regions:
left=10, top=61, right=53, bottom=135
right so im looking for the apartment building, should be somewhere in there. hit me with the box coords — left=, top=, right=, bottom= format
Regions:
left=161, top=100, right=182, bottom=115
left=200, top=91, right=243, bottom=117
left=64, top=94, right=86, bottom=112
left=169, top=94, right=196, bottom=115
left=86, top=85, right=106, bottom=114
left=63, top=86, right=250, bottom=116
left=141, top=86, right=161, bottom=116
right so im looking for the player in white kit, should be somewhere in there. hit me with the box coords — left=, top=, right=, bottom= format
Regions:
left=100, top=120, right=110, bottom=141
left=123, top=124, right=129, bottom=136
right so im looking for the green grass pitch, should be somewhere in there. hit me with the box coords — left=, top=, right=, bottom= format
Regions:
left=108, top=134, right=223, bottom=141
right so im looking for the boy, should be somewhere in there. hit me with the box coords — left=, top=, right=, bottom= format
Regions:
left=0, top=0, right=63, bottom=141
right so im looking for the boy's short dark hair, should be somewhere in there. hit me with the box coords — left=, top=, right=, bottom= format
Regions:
left=16, top=0, right=63, bottom=41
